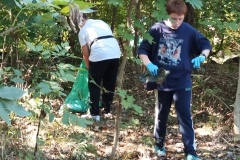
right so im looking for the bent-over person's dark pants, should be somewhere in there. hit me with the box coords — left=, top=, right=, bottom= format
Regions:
left=88, top=58, right=119, bottom=116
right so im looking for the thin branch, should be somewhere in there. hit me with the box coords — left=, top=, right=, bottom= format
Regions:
left=0, top=20, right=26, bottom=36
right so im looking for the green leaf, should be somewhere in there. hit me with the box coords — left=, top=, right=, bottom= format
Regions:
left=82, top=8, right=98, bottom=13
left=13, top=69, right=22, bottom=76
left=26, top=41, right=36, bottom=51
left=142, top=33, right=153, bottom=44
left=131, top=57, right=142, bottom=65
left=37, top=13, right=54, bottom=24
left=152, top=0, right=168, bottom=20
left=0, top=102, right=11, bottom=125
left=0, top=86, right=25, bottom=100
left=62, top=111, right=70, bottom=125
left=49, top=113, right=54, bottom=122
left=51, top=84, right=63, bottom=91
left=59, top=0, right=95, bottom=15
left=225, top=22, right=238, bottom=30
left=121, top=99, right=131, bottom=109
left=41, top=50, right=51, bottom=58
left=131, top=118, right=140, bottom=125
left=36, top=45, right=43, bottom=52
left=49, top=81, right=61, bottom=87
left=14, top=0, right=22, bottom=8
left=132, top=104, right=143, bottom=114
left=59, top=6, right=70, bottom=15
left=40, top=87, right=52, bottom=94
left=117, top=88, right=127, bottom=97
left=58, top=63, right=76, bottom=70
left=11, top=77, right=25, bottom=84
left=59, top=69, right=65, bottom=77
left=185, top=0, right=203, bottom=9
left=37, top=82, right=50, bottom=88
left=0, top=68, right=4, bottom=75
left=77, top=118, right=93, bottom=128
left=2, top=99, right=31, bottom=117
left=74, top=1, right=95, bottom=10
left=199, top=21, right=215, bottom=26
left=5, top=67, right=11, bottom=72
left=120, top=123, right=128, bottom=129
left=37, top=82, right=52, bottom=94
left=126, top=95, right=134, bottom=104
left=107, top=0, right=123, bottom=6
left=123, top=33, right=134, bottom=41
left=54, top=45, right=60, bottom=52
left=134, top=21, right=145, bottom=30
left=217, top=24, right=224, bottom=30
left=152, top=10, right=167, bottom=20
left=69, top=113, right=78, bottom=125
left=37, top=137, right=45, bottom=146
left=52, top=0, right=70, bottom=6
left=65, top=73, right=76, bottom=82
left=22, top=0, right=33, bottom=5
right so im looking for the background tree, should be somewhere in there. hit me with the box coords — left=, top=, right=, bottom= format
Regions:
left=234, top=57, right=240, bottom=141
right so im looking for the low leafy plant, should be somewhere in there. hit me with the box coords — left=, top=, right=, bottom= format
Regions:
left=0, top=86, right=31, bottom=125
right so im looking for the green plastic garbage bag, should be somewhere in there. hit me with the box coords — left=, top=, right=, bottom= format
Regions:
left=62, top=61, right=89, bottom=113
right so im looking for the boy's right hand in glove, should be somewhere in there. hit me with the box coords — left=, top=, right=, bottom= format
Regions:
left=191, top=55, right=206, bottom=68
left=146, top=62, right=158, bottom=76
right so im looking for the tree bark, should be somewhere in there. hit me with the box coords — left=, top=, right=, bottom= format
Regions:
left=234, top=57, right=240, bottom=141
left=110, top=0, right=135, bottom=159
left=184, top=1, right=195, bottom=25
left=133, top=0, right=141, bottom=57
left=111, top=5, right=117, bottom=32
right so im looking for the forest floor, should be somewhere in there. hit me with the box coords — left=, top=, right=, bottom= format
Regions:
left=0, top=60, right=240, bottom=160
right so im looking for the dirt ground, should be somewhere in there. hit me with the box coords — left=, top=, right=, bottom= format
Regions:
left=0, top=61, right=240, bottom=160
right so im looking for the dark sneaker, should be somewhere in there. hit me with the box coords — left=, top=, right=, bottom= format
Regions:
left=186, top=154, right=201, bottom=160
left=154, top=145, right=166, bottom=157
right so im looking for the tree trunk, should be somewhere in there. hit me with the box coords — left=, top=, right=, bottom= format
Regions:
left=132, top=0, right=141, bottom=57
left=184, top=2, right=195, bottom=25
left=111, top=5, right=117, bottom=32
left=234, top=57, right=240, bottom=141
left=110, top=0, right=135, bottom=159
left=109, top=55, right=126, bottom=160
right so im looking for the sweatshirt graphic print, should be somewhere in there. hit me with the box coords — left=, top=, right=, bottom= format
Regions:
left=158, top=33, right=183, bottom=66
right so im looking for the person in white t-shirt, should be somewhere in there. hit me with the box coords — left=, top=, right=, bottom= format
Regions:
left=78, top=13, right=121, bottom=121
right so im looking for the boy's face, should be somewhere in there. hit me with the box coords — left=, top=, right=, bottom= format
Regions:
left=168, top=13, right=185, bottom=29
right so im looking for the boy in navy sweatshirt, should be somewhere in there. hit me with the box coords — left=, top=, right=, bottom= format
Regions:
left=138, top=0, right=211, bottom=159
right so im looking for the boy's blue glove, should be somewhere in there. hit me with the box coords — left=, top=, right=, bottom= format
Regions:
left=146, top=62, right=158, bottom=76
left=191, top=55, right=206, bottom=68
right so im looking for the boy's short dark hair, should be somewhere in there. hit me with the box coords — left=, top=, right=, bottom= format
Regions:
left=165, top=0, right=187, bottom=15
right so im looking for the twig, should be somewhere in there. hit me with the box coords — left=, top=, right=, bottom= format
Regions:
left=222, top=137, right=233, bottom=146
left=212, top=94, right=233, bottom=111
left=0, top=20, right=26, bottom=36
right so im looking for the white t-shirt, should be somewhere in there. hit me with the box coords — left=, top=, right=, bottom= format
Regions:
left=78, top=19, right=121, bottom=62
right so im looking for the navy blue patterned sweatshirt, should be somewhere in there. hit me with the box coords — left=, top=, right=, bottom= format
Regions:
left=138, top=21, right=212, bottom=90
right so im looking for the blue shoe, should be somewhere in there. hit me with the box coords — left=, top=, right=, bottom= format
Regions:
left=186, top=154, right=201, bottom=160
left=154, top=145, right=166, bottom=157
